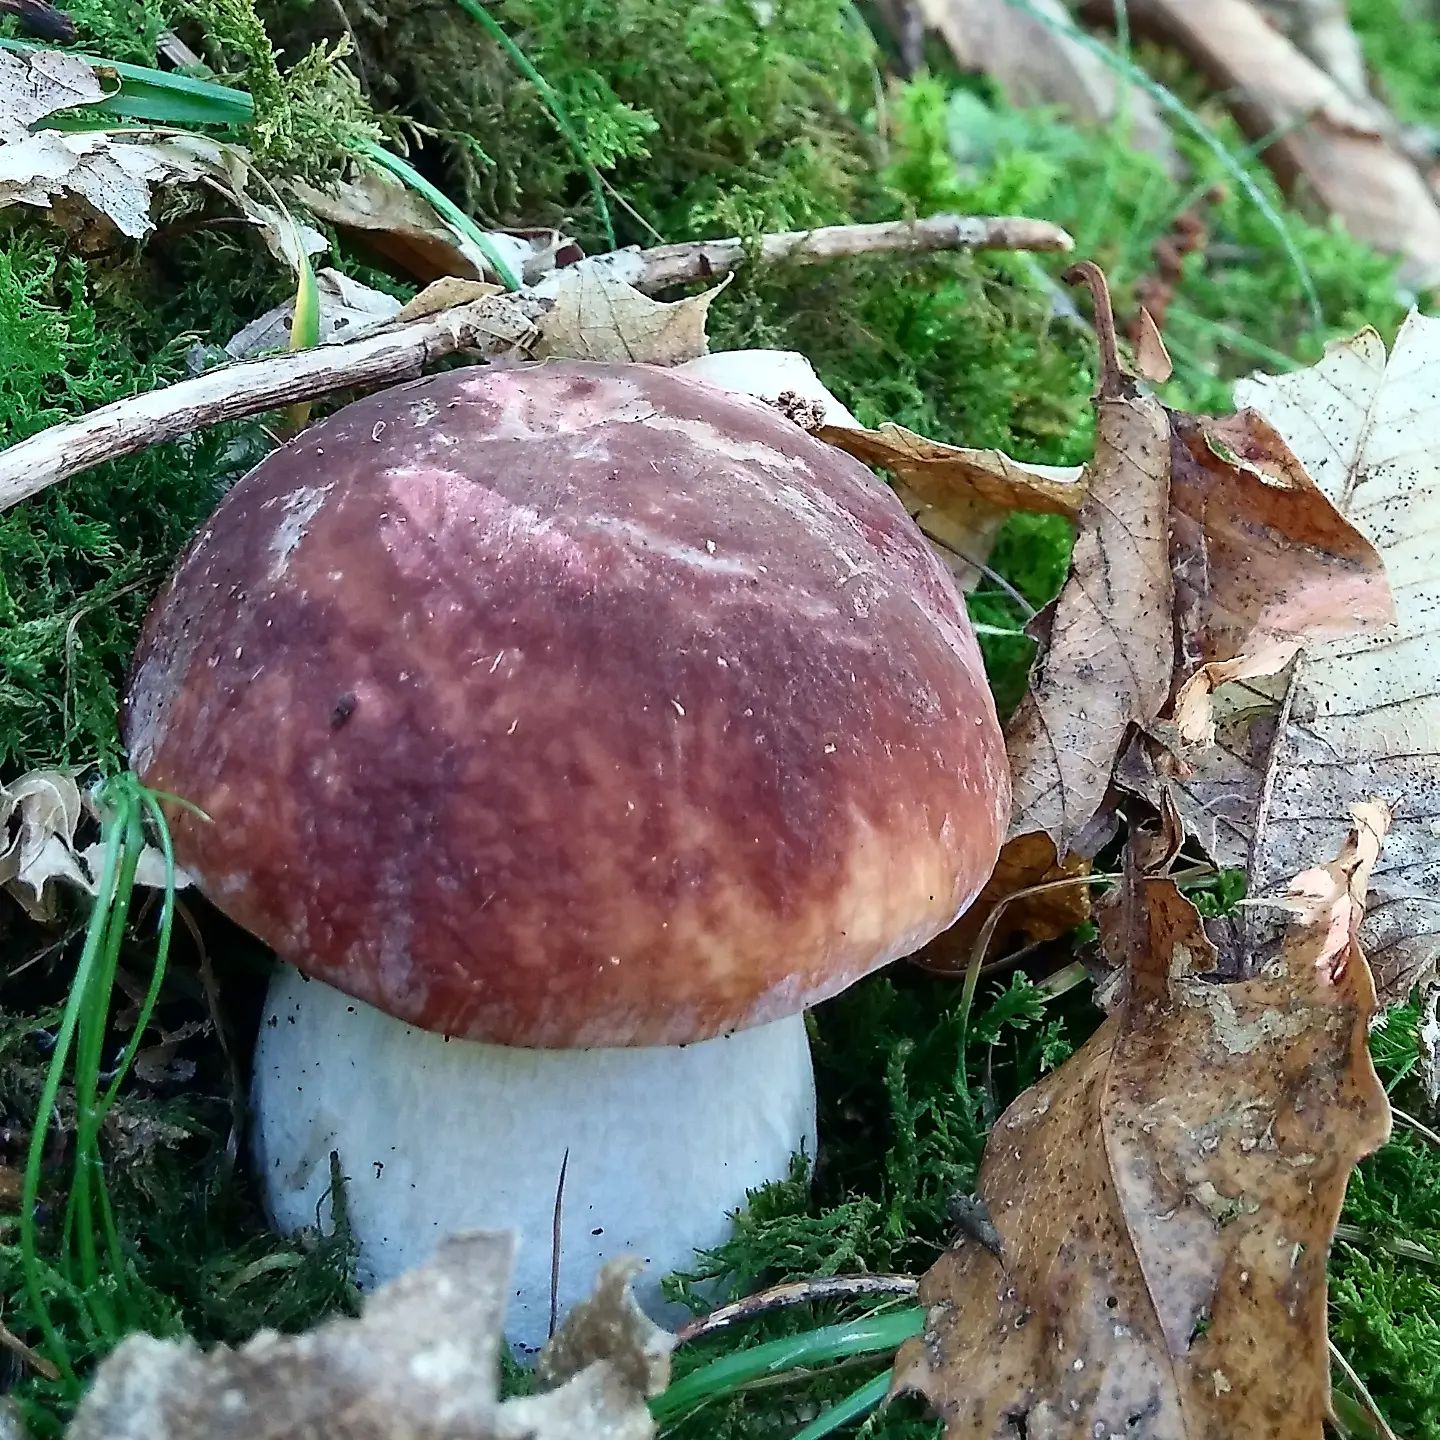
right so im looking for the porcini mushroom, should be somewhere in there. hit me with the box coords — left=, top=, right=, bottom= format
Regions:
left=122, top=360, right=1009, bottom=1350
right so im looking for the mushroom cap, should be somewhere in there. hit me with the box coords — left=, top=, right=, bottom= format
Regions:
left=124, top=360, right=1009, bottom=1047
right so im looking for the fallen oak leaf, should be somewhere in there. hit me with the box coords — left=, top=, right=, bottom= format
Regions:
left=821, top=422, right=1086, bottom=520
left=65, top=1231, right=670, bottom=1440
left=1166, top=409, right=1393, bottom=747
left=1004, top=261, right=1174, bottom=854
left=1006, top=267, right=1391, bottom=859
left=531, top=264, right=727, bottom=365
left=1155, top=316, right=1440, bottom=1004
left=895, top=807, right=1392, bottom=1439
left=287, top=167, right=531, bottom=287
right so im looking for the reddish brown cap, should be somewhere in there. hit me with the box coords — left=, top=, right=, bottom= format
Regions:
left=124, top=361, right=1009, bottom=1046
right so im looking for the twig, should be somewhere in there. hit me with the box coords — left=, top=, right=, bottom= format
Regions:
left=1393, top=1106, right=1440, bottom=1148
left=628, top=215, right=1074, bottom=292
left=0, top=297, right=540, bottom=514
left=0, top=213, right=1069, bottom=511
left=673, top=1275, right=920, bottom=1345
left=0, top=1307, right=60, bottom=1380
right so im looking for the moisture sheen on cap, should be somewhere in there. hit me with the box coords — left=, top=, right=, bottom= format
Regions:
left=124, top=360, right=1010, bottom=1047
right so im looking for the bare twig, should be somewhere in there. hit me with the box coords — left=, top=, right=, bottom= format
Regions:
left=673, top=1275, right=920, bottom=1345
left=0, top=213, right=1070, bottom=512
left=0, top=296, right=539, bottom=514
left=627, top=214, right=1074, bottom=292
left=0, top=1306, right=60, bottom=1380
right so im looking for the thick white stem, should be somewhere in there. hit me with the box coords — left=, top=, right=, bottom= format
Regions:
left=251, top=968, right=817, bottom=1351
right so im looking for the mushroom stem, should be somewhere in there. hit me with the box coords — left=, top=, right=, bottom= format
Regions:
left=250, top=967, right=818, bottom=1353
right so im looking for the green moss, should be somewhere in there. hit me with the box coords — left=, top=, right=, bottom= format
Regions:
left=0, top=231, right=283, bottom=773
left=1349, top=0, right=1440, bottom=128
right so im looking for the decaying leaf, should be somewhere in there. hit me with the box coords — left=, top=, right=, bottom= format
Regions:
left=822, top=424, right=1086, bottom=520
left=66, top=1232, right=669, bottom=1440
left=531, top=264, right=726, bottom=365
left=1006, top=267, right=1392, bottom=860
left=1083, top=0, right=1440, bottom=289
left=1005, top=264, right=1174, bottom=854
left=1, top=769, right=191, bottom=919
left=0, top=770, right=88, bottom=920
left=896, top=809, right=1392, bottom=1439
left=1151, top=315, right=1440, bottom=1003
left=916, top=832, right=1092, bottom=973
left=287, top=167, right=529, bottom=287
left=1166, top=409, right=1393, bottom=746
left=914, top=0, right=1177, bottom=168
left=536, top=1258, right=673, bottom=1398
left=0, top=51, right=324, bottom=263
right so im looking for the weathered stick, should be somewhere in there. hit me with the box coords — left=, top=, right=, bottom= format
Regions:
left=627, top=214, right=1074, bottom=292
left=0, top=296, right=538, bottom=513
left=0, top=214, right=1073, bottom=511
left=672, top=1274, right=920, bottom=1345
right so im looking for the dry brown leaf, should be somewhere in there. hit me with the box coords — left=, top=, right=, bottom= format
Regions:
left=1005, top=265, right=1174, bottom=855
left=288, top=168, right=522, bottom=286
left=1166, top=409, right=1393, bottom=746
left=531, top=265, right=726, bottom=365
left=821, top=423, right=1086, bottom=519
left=896, top=808, right=1392, bottom=1439
left=66, top=1232, right=668, bottom=1440
left=916, top=832, right=1091, bottom=973
left=1150, top=317, right=1440, bottom=1003
left=913, top=0, right=1177, bottom=167
left=393, top=277, right=502, bottom=324
left=1083, top=0, right=1440, bottom=289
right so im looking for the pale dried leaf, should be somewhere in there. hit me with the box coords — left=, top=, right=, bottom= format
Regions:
left=1, top=770, right=86, bottom=919
left=532, top=266, right=725, bottom=365
left=0, top=63, right=325, bottom=261
left=66, top=1232, right=664, bottom=1440
left=0, top=47, right=103, bottom=134
left=1132, top=307, right=1173, bottom=383
left=225, top=269, right=404, bottom=360
left=897, top=814, right=1391, bottom=1438
left=822, top=422, right=1086, bottom=518
left=916, top=0, right=1177, bottom=167
left=394, top=278, right=501, bottom=325
left=1005, top=377, right=1172, bottom=855
left=1166, top=317, right=1440, bottom=1002
left=1090, top=0, right=1440, bottom=288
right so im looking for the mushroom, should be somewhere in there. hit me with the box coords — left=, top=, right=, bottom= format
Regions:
left=122, top=359, right=1009, bottom=1350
